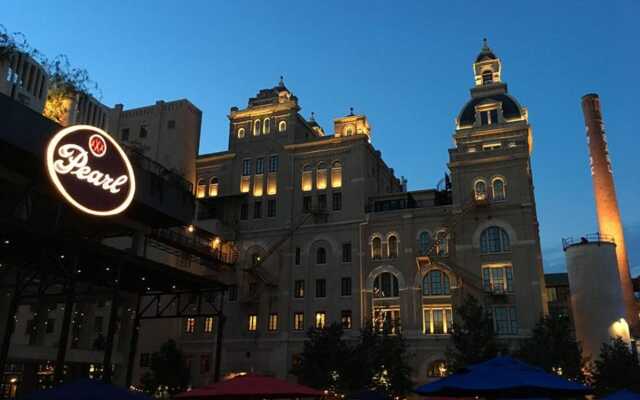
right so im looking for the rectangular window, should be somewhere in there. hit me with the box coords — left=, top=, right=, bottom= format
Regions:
left=94, top=316, right=103, bottom=334
left=139, top=124, right=148, bottom=138
left=494, top=306, right=518, bottom=335
left=204, top=317, right=214, bottom=334
left=482, top=143, right=502, bottom=151
left=318, top=194, right=327, bottom=210
left=423, top=306, right=453, bottom=335
left=185, top=318, right=196, bottom=334
left=140, top=353, right=150, bottom=368
left=256, top=158, right=264, bottom=175
left=267, top=199, right=276, bottom=217
left=248, top=314, right=258, bottom=331
left=200, top=355, right=210, bottom=373
left=253, top=174, right=264, bottom=196
left=546, top=287, right=558, bottom=302
left=480, top=111, right=489, bottom=125
left=167, top=120, right=176, bottom=129
left=240, top=203, right=248, bottom=220
left=490, top=109, right=498, bottom=124
left=254, top=201, right=262, bottom=219
left=315, top=279, right=326, bottom=298
left=373, top=308, right=401, bottom=334
left=268, top=313, right=278, bottom=331
left=316, top=168, right=328, bottom=190
left=294, top=280, right=305, bottom=298
left=482, top=264, right=514, bottom=293
left=303, top=196, right=312, bottom=213
left=267, top=172, right=277, bottom=195
left=121, top=128, right=130, bottom=141
left=332, top=192, right=342, bottom=211
left=341, top=277, right=352, bottom=296
left=315, top=312, right=326, bottom=329
left=342, top=242, right=352, bottom=263
left=294, top=312, right=305, bottom=330
left=242, top=159, right=252, bottom=176
left=295, top=247, right=301, bottom=265
left=301, top=170, right=312, bottom=191
left=341, top=310, right=352, bottom=329
left=269, top=155, right=279, bottom=173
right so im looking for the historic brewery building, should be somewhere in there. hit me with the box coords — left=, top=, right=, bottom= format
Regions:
left=192, top=42, right=546, bottom=380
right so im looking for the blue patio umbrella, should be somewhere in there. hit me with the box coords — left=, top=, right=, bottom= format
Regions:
left=603, top=390, right=640, bottom=400
left=414, top=356, right=592, bottom=398
left=24, top=379, right=153, bottom=400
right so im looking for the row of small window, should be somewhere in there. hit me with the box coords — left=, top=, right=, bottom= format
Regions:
left=121, top=120, right=176, bottom=141
left=237, top=119, right=287, bottom=138
left=184, top=316, right=216, bottom=334
left=301, top=162, right=343, bottom=191
left=474, top=177, right=506, bottom=202
left=293, top=243, right=352, bottom=266
left=246, top=310, right=353, bottom=332
left=242, top=156, right=279, bottom=176
left=293, top=277, right=352, bottom=298
left=240, top=199, right=277, bottom=219
left=303, top=192, right=342, bottom=213
left=371, top=233, right=448, bottom=260
left=373, top=264, right=514, bottom=299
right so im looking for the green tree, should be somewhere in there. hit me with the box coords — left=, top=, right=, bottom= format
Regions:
left=141, top=339, right=190, bottom=395
left=592, top=337, right=640, bottom=394
left=516, top=313, right=585, bottom=380
left=445, top=295, right=498, bottom=371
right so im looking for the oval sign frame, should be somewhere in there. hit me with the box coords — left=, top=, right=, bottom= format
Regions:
left=46, top=124, right=136, bottom=216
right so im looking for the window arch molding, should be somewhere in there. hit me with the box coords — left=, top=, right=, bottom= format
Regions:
left=366, top=265, right=406, bottom=292
left=433, top=229, right=449, bottom=256
left=472, top=219, right=517, bottom=251
left=369, top=233, right=383, bottom=260
left=414, top=263, right=458, bottom=290
left=208, top=176, right=219, bottom=197
left=237, top=127, right=245, bottom=139
left=386, top=232, right=400, bottom=259
left=422, top=268, right=451, bottom=296
left=278, top=120, right=287, bottom=132
left=253, top=119, right=261, bottom=136
left=262, top=118, right=271, bottom=134
left=491, top=175, right=507, bottom=201
left=473, top=177, right=488, bottom=201
left=302, top=236, right=338, bottom=264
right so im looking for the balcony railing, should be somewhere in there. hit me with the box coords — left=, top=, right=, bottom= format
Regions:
left=562, top=232, right=615, bottom=251
left=149, top=228, right=239, bottom=265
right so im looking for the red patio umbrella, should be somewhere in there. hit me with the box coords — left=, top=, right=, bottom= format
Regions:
left=174, top=374, right=324, bottom=399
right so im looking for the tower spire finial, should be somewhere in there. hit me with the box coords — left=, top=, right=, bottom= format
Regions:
left=482, top=37, right=490, bottom=51
left=278, top=75, right=285, bottom=87
left=310, top=111, right=315, bottom=121
left=349, top=107, right=354, bottom=116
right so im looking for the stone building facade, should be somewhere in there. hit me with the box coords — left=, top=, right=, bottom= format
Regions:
left=189, top=42, right=546, bottom=382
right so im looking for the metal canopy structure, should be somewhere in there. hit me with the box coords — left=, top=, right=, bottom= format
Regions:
left=0, top=93, right=235, bottom=397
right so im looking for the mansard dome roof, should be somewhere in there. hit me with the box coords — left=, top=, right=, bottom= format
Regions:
left=476, top=50, right=497, bottom=63
left=457, top=94, right=523, bottom=126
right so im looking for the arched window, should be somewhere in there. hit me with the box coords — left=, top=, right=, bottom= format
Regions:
left=492, top=178, right=506, bottom=201
left=343, top=125, right=354, bottom=136
left=253, top=120, right=261, bottom=136
left=196, top=179, right=206, bottom=198
left=435, top=230, right=448, bottom=256
left=301, top=164, right=313, bottom=191
left=371, top=237, right=382, bottom=260
left=427, top=360, right=448, bottom=378
left=316, top=162, right=328, bottom=190
left=423, top=270, right=450, bottom=296
left=373, top=272, right=399, bottom=298
left=316, top=247, right=327, bottom=265
left=237, top=127, right=245, bottom=139
left=263, top=118, right=271, bottom=134
left=331, top=161, right=342, bottom=188
left=480, top=226, right=511, bottom=254
left=209, top=177, right=219, bottom=197
left=418, top=231, right=432, bottom=256
left=482, top=70, right=493, bottom=85
left=278, top=120, right=287, bottom=132
left=388, top=235, right=398, bottom=259
left=474, top=179, right=487, bottom=201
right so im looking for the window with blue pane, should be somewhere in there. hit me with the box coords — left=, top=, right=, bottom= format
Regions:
left=494, top=306, right=518, bottom=335
left=423, top=270, right=450, bottom=296
left=373, top=272, right=399, bottom=298
left=480, top=226, right=510, bottom=254
left=418, top=231, right=432, bottom=256
left=482, top=265, right=514, bottom=293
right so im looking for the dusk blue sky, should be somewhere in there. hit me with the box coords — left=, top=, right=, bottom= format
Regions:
left=4, top=1, right=639, bottom=274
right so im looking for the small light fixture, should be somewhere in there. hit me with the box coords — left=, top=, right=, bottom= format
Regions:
left=187, top=225, right=194, bottom=233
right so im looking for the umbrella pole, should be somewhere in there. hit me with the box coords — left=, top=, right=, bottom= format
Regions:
left=102, top=265, right=121, bottom=383
left=125, top=293, right=142, bottom=388
left=213, top=293, right=226, bottom=383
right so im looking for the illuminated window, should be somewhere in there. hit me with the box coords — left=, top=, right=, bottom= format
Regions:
left=492, top=178, right=506, bottom=201
left=474, top=180, right=487, bottom=201
left=294, top=280, right=304, bottom=298
left=268, top=313, right=278, bottom=331
left=418, top=231, right=432, bottom=256
left=293, top=312, right=304, bottom=330
left=546, top=287, right=558, bottom=302
left=427, top=360, right=449, bottom=377
left=423, top=306, right=452, bottom=335
left=480, top=227, right=510, bottom=254
left=248, top=314, right=257, bottom=331
left=373, top=307, right=400, bottom=334
left=278, top=120, right=287, bottom=132
left=185, top=318, right=196, bottom=334
left=423, top=270, right=450, bottom=296
left=208, top=177, right=219, bottom=197
left=482, top=70, right=493, bottom=85
left=371, top=237, right=382, bottom=260
left=483, top=142, right=501, bottom=150
left=373, top=272, right=399, bottom=298
left=435, top=230, right=448, bottom=256
left=316, top=162, right=328, bottom=190
left=204, top=317, right=214, bottom=333
left=267, top=173, right=277, bottom=195
left=196, top=179, right=206, bottom=198
left=387, top=235, right=398, bottom=258
left=482, top=264, right=513, bottom=293
left=263, top=118, right=271, bottom=134
left=301, top=165, right=313, bottom=191
left=315, top=312, right=326, bottom=329
left=315, top=279, right=326, bottom=297
left=253, top=175, right=264, bottom=197
left=341, top=310, right=352, bottom=329
left=253, top=120, right=261, bottom=136
left=237, top=127, right=245, bottom=138
left=493, top=306, right=518, bottom=335
left=343, top=124, right=354, bottom=136
left=331, top=161, right=342, bottom=188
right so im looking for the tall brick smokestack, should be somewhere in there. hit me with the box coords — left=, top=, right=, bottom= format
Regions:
left=581, top=93, right=638, bottom=332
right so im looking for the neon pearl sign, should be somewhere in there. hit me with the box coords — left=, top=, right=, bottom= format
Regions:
left=46, top=125, right=136, bottom=216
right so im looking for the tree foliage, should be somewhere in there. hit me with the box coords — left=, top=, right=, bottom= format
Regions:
left=592, top=337, right=640, bottom=394
left=141, top=339, right=190, bottom=395
left=516, top=313, right=585, bottom=380
left=445, top=295, right=498, bottom=371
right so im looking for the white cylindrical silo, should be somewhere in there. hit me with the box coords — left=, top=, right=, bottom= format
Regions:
left=564, top=236, right=631, bottom=360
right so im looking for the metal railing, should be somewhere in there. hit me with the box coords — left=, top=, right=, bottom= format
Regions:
left=150, top=228, right=239, bottom=265
left=562, top=232, right=615, bottom=251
